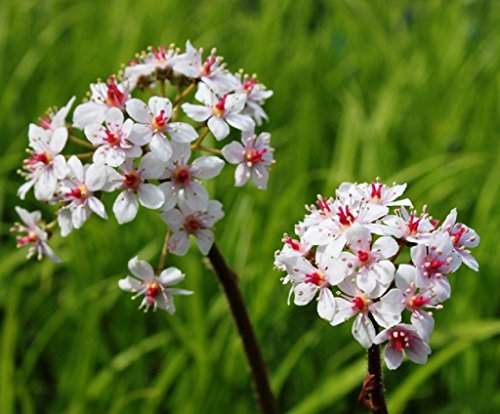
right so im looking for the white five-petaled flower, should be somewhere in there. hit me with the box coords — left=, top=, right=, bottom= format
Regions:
left=57, top=157, right=112, bottom=236
left=235, top=75, right=273, bottom=125
left=172, top=41, right=239, bottom=94
left=411, top=232, right=461, bottom=302
left=73, top=76, right=129, bottom=128
left=12, top=207, right=60, bottom=263
left=161, top=200, right=224, bottom=256
left=440, top=208, right=480, bottom=271
left=182, top=82, right=254, bottom=140
left=125, top=96, right=198, bottom=161
left=18, top=124, right=69, bottom=201
left=222, top=131, right=274, bottom=189
left=109, top=153, right=166, bottom=224
left=377, top=207, right=435, bottom=244
left=373, top=324, right=431, bottom=370
left=280, top=252, right=348, bottom=321
left=330, top=277, right=404, bottom=349
left=342, top=223, right=399, bottom=295
left=84, top=107, right=141, bottom=167
left=118, top=256, right=192, bottom=313
left=158, top=142, right=225, bottom=211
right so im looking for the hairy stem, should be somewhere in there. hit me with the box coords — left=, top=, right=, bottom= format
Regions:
left=207, top=243, right=279, bottom=414
left=156, top=231, right=170, bottom=273
left=68, top=135, right=95, bottom=150
left=364, top=314, right=388, bottom=414
left=173, top=82, right=196, bottom=106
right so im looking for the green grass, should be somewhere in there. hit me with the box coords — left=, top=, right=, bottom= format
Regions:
left=0, top=0, right=499, bottom=413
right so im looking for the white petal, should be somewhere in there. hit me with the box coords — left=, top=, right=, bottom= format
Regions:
left=148, top=96, right=173, bottom=119
left=384, top=346, right=404, bottom=370
left=113, top=191, right=139, bottom=224
left=345, top=223, right=372, bottom=253
left=372, top=236, right=399, bottom=259
left=88, top=197, right=108, bottom=219
left=352, top=314, right=376, bottom=349
left=168, top=231, right=190, bottom=256
left=221, top=141, right=245, bottom=164
left=167, top=122, right=198, bottom=143
left=126, top=98, right=152, bottom=124
left=317, top=288, right=336, bottom=321
left=161, top=208, right=184, bottom=230
left=251, top=163, right=269, bottom=189
left=225, top=113, right=255, bottom=132
left=118, top=276, right=142, bottom=292
left=150, top=134, right=173, bottom=162
left=159, top=267, right=185, bottom=285
left=195, top=228, right=214, bottom=255
left=85, top=163, right=107, bottom=191
left=49, top=127, right=68, bottom=153
left=180, top=181, right=208, bottom=211
left=207, top=116, right=230, bottom=140
left=34, top=171, right=57, bottom=200
left=411, top=310, right=434, bottom=342
left=293, top=282, right=317, bottom=306
left=67, top=156, right=84, bottom=182
left=181, top=103, right=211, bottom=122
left=158, top=182, right=179, bottom=212
left=73, top=102, right=107, bottom=128
left=395, top=264, right=417, bottom=291
left=138, top=184, right=164, bottom=209
left=370, top=289, right=404, bottom=328
left=191, top=156, right=225, bottom=179
left=330, top=297, right=357, bottom=326
left=52, top=155, right=69, bottom=179
left=128, top=256, right=154, bottom=280
left=140, top=152, right=166, bottom=179
left=234, top=163, right=251, bottom=187
left=105, top=107, right=124, bottom=129
left=225, top=93, right=246, bottom=113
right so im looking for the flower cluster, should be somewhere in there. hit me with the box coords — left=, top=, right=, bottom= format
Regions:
left=275, top=181, right=479, bottom=369
left=13, top=40, right=274, bottom=313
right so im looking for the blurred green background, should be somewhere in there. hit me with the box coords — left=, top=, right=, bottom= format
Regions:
left=0, top=0, right=499, bottom=413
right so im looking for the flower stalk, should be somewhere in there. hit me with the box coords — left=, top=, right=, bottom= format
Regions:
left=208, top=243, right=279, bottom=414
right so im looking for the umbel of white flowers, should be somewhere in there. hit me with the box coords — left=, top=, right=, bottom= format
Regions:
left=275, top=181, right=479, bottom=370
left=13, top=40, right=274, bottom=313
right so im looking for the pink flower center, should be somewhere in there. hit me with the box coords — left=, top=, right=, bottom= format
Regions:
left=389, top=330, right=411, bottom=352
left=123, top=171, right=141, bottom=191
left=17, top=231, right=38, bottom=247
left=25, top=152, right=53, bottom=167
left=152, top=46, right=167, bottom=62
left=104, top=130, right=121, bottom=146
left=352, top=295, right=369, bottom=313
left=337, top=205, right=355, bottom=227
left=106, top=76, right=125, bottom=108
left=409, top=295, right=429, bottom=308
left=425, top=259, right=447, bottom=273
left=316, top=197, right=332, bottom=213
left=243, top=79, right=257, bottom=92
left=152, top=109, right=168, bottom=132
left=357, top=250, right=371, bottom=265
left=305, top=271, right=325, bottom=287
left=146, top=282, right=161, bottom=305
left=245, top=148, right=267, bottom=164
left=66, top=185, right=88, bottom=200
left=203, top=56, right=216, bottom=75
left=450, top=226, right=466, bottom=246
left=407, top=214, right=421, bottom=235
left=285, top=237, right=301, bottom=251
left=213, top=95, right=227, bottom=116
left=38, top=115, right=52, bottom=130
left=370, top=183, right=383, bottom=200
left=173, top=167, right=190, bottom=186
left=185, top=216, right=203, bottom=234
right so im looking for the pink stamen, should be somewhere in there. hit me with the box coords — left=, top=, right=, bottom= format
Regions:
left=38, top=115, right=52, bottom=130
left=185, top=216, right=203, bottom=234
left=389, top=330, right=410, bottom=352
left=285, top=237, right=301, bottom=251
left=173, top=167, right=190, bottom=186
left=146, top=282, right=161, bottom=305
left=106, top=76, right=125, bottom=107
left=316, top=197, right=332, bottom=213
left=408, top=214, right=421, bottom=235
left=152, top=46, right=167, bottom=62
left=370, top=183, right=383, bottom=199
left=337, top=205, right=355, bottom=226
left=104, top=130, right=121, bottom=146
left=352, top=295, right=368, bottom=312
left=243, top=79, right=258, bottom=92
left=123, top=172, right=141, bottom=190
left=451, top=226, right=466, bottom=246
left=203, top=56, right=217, bottom=75
left=305, top=272, right=324, bottom=287
left=213, top=95, right=227, bottom=116
left=245, top=148, right=267, bottom=164
left=357, top=250, right=371, bottom=264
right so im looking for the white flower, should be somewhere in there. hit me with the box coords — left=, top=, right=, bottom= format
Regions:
left=111, top=153, right=165, bottom=224
left=18, top=125, right=69, bottom=201
left=172, top=41, right=239, bottom=94
left=411, top=232, right=461, bottom=302
left=182, top=82, right=254, bottom=140
left=125, top=96, right=198, bottom=161
left=440, top=208, right=480, bottom=271
left=161, top=200, right=224, bottom=256
left=235, top=75, right=273, bottom=125
left=73, top=76, right=129, bottom=128
left=377, top=207, right=435, bottom=244
left=37, top=96, right=76, bottom=132
left=374, top=324, right=431, bottom=370
left=84, top=107, right=141, bottom=167
left=222, top=131, right=274, bottom=189
left=282, top=252, right=349, bottom=321
left=57, top=157, right=112, bottom=236
left=12, top=207, right=60, bottom=263
left=330, top=278, right=404, bottom=348
left=158, top=142, right=225, bottom=211
left=119, top=256, right=192, bottom=313
left=342, top=223, right=399, bottom=295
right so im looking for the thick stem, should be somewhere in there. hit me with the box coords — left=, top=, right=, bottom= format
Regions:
left=364, top=314, right=388, bottom=414
left=207, top=243, right=279, bottom=414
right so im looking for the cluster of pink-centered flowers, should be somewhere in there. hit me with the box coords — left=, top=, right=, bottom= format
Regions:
left=275, top=181, right=479, bottom=369
left=13, top=41, right=273, bottom=313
